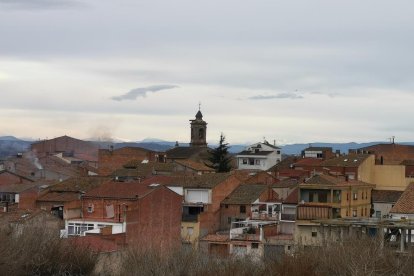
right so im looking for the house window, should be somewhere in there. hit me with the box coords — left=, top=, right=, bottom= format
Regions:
left=277, top=150, right=281, bottom=154
left=240, top=205, right=246, bottom=214
left=255, top=159, right=260, bottom=165
left=352, top=209, right=357, bottom=217
left=311, top=228, right=317, bottom=237
left=242, top=159, right=247, bottom=165
left=353, top=192, right=358, bottom=200
left=249, top=158, right=254, bottom=165
left=87, top=204, right=94, bottom=213
left=375, top=211, right=381, bottom=218
left=251, top=243, right=259, bottom=249
left=225, top=204, right=229, bottom=209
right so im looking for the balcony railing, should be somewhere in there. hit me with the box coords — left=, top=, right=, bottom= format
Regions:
left=251, top=212, right=279, bottom=221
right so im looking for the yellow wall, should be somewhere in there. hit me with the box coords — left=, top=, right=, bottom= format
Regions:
left=181, top=221, right=200, bottom=245
left=357, top=155, right=375, bottom=182
left=372, top=165, right=406, bottom=191
left=357, top=155, right=407, bottom=191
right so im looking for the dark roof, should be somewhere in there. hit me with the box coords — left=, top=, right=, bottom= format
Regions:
left=390, top=183, right=414, bottom=214
left=49, top=177, right=110, bottom=192
left=372, top=190, right=403, bottom=203
left=237, top=151, right=274, bottom=156
left=195, top=110, right=203, bottom=119
left=222, top=184, right=267, bottom=204
left=319, top=154, right=371, bottom=167
left=166, top=146, right=210, bottom=160
left=172, top=173, right=233, bottom=189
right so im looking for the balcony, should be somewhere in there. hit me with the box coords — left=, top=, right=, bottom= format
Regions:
left=230, top=227, right=261, bottom=241
left=281, top=213, right=296, bottom=221
left=251, top=211, right=279, bottom=221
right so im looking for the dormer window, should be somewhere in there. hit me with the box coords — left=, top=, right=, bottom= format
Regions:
left=255, top=149, right=259, bottom=153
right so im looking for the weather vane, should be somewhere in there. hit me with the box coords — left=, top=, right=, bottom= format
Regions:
left=198, top=101, right=201, bottom=111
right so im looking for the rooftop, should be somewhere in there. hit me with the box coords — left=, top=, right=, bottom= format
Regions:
left=390, top=183, right=414, bottom=214
left=372, top=190, right=403, bottom=203
left=222, top=184, right=267, bottom=205
left=319, top=154, right=372, bottom=167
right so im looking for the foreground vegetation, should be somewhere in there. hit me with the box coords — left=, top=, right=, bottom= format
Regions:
left=1, top=225, right=413, bottom=276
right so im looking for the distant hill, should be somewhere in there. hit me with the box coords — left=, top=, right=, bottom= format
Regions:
left=3, top=134, right=414, bottom=159
left=0, top=136, right=31, bottom=158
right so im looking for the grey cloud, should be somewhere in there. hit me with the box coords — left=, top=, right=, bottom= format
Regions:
left=0, top=0, right=84, bottom=9
left=249, top=92, right=303, bottom=100
left=111, top=85, right=179, bottom=101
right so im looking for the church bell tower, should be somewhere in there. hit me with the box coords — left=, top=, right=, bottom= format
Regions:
left=190, top=108, right=207, bottom=147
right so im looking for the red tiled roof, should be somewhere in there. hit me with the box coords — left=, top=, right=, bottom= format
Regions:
left=201, top=234, right=230, bottom=243
left=84, top=179, right=161, bottom=199
left=390, top=183, right=414, bottom=214
left=294, top=158, right=324, bottom=166
left=283, top=187, right=299, bottom=204
left=37, top=192, right=80, bottom=202
left=174, top=160, right=214, bottom=172
left=301, top=174, right=374, bottom=188
left=372, top=190, right=403, bottom=203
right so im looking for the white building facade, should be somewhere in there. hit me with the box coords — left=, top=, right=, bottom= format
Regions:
left=236, top=142, right=282, bottom=171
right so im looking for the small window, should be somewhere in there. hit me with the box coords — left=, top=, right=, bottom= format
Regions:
left=242, top=159, right=247, bottom=165
left=225, top=204, right=229, bottom=209
left=277, top=150, right=281, bottom=154
left=249, top=158, right=254, bottom=165
left=240, top=205, right=246, bottom=214
left=312, top=231, right=317, bottom=237
left=352, top=209, right=357, bottom=217
left=87, top=204, right=94, bottom=213
left=251, top=243, right=259, bottom=249
left=375, top=211, right=381, bottom=218
left=353, top=192, right=358, bottom=200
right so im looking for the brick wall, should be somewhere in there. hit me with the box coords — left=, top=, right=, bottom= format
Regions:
left=126, top=187, right=182, bottom=253
left=31, top=136, right=98, bottom=160
left=0, top=172, right=32, bottom=186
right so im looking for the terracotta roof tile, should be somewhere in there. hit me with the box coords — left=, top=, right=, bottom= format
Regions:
left=372, top=190, right=403, bottom=203
left=50, top=177, right=110, bottom=192
left=390, top=183, right=414, bottom=214
left=222, top=184, right=267, bottom=204
left=174, top=160, right=214, bottom=172
left=201, top=234, right=230, bottom=243
left=84, top=176, right=173, bottom=199
left=320, top=154, right=371, bottom=167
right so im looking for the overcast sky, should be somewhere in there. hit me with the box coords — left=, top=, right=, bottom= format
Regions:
left=1, top=0, right=414, bottom=145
